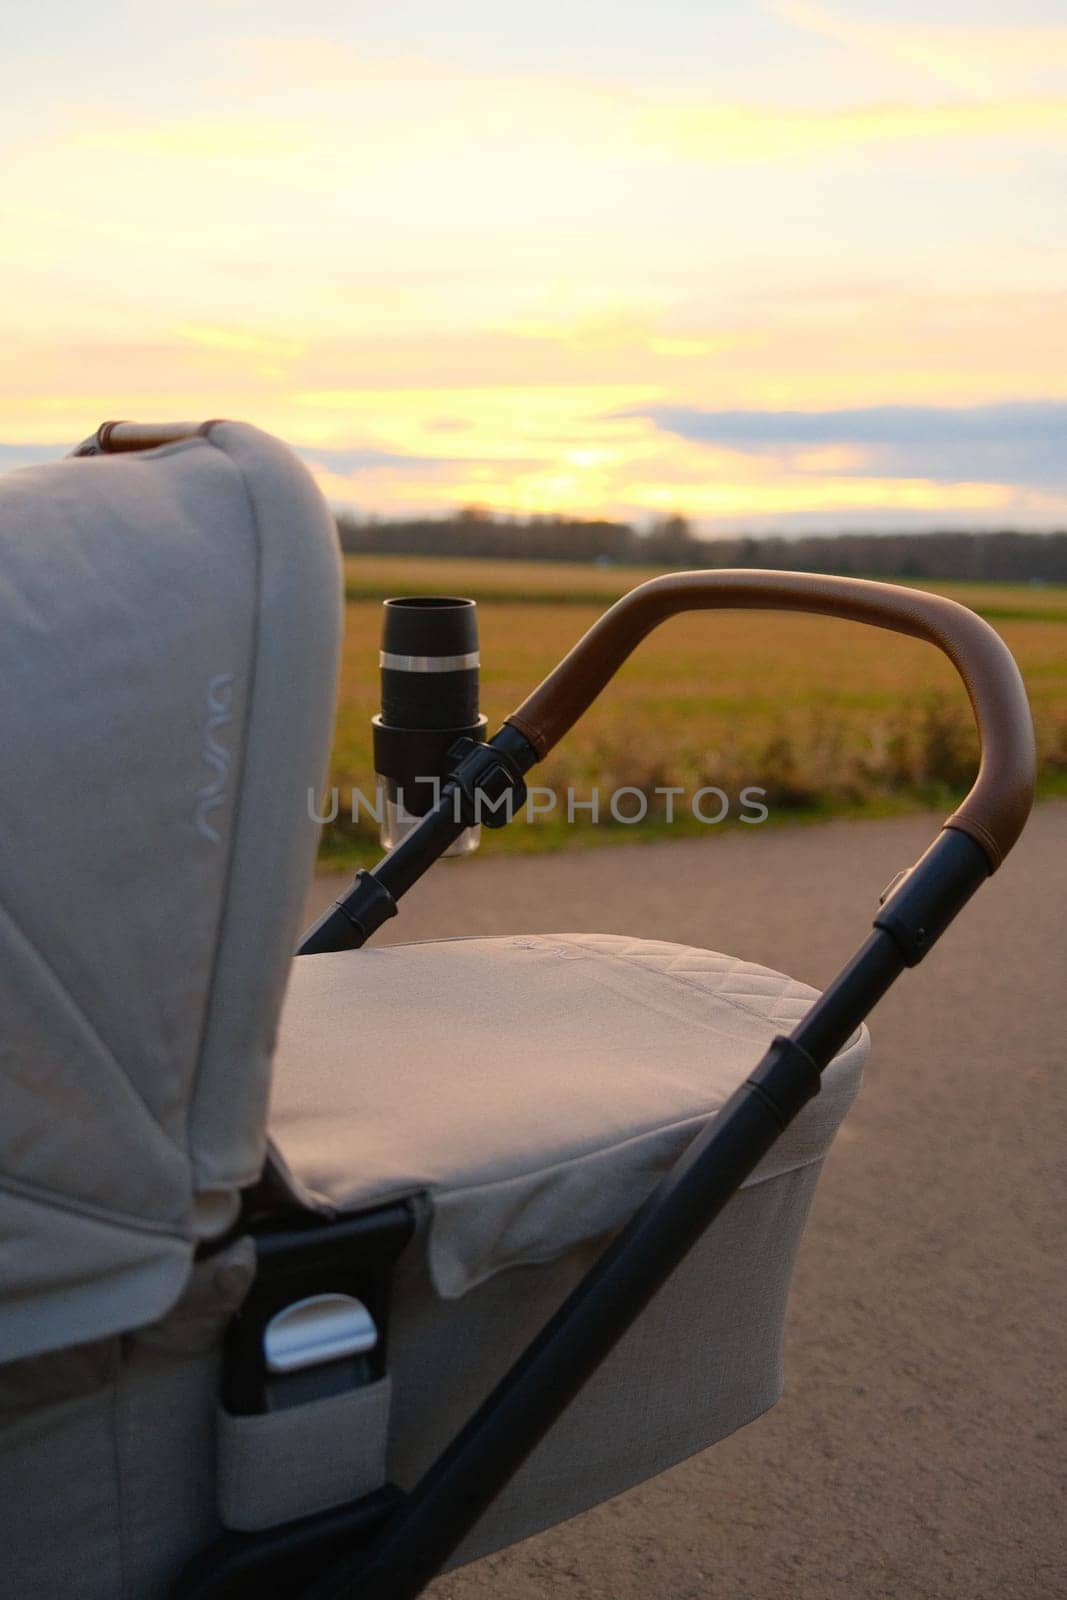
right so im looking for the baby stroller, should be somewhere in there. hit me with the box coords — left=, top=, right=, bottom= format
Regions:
left=0, top=422, right=1035, bottom=1600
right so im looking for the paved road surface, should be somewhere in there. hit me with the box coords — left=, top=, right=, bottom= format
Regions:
left=306, top=803, right=1065, bottom=1600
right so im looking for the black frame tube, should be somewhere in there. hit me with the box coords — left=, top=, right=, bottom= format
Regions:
left=298, top=727, right=538, bottom=956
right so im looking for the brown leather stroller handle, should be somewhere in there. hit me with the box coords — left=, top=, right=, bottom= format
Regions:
left=506, top=570, right=1036, bottom=871
left=70, top=419, right=226, bottom=456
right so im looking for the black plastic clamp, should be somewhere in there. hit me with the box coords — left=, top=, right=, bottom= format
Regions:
left=446, top=736, right=529, bottom=829
left=872, top=828, right=990, bottom=967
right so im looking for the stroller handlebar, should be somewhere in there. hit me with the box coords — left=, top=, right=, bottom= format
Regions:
left=505, top=569, right=1036, bottom=872
left=70, top=419, right=223, bottom=456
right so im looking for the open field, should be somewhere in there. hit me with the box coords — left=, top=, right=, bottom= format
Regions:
left=321, top=557, right=1067, bottom=866
left=343, top=555, right=1067, bottom=621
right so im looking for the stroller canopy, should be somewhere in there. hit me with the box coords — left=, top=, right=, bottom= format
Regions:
left=0, top=423, right=342, bottom=1364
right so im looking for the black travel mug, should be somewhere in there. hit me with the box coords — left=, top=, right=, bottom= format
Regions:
left=372, top=597, right=487, bottom=856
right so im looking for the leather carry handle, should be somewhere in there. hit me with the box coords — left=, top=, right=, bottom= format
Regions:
left=70, top=419, right=223, bottom=456
left=506, top=570, right=1036, bottom=871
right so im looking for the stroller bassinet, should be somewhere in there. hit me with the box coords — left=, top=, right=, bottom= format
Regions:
left=0, top=423, right=1034, bottom=1600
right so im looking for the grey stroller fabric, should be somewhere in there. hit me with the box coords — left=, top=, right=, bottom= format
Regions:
left=0, top=423, right=342, bottom=1365
left=269, top=934, right=868, bottom=1298
left=395, top=1155, right=839, bottom=1567
left=257, top=933, right=868, bottom=1549
left=1, top=1237, right=257, bottom=1600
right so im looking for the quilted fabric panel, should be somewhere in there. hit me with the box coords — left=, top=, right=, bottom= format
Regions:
left=269, top=933, right=869, bottom=1296
left=550, top=934, right=861, bottom=1043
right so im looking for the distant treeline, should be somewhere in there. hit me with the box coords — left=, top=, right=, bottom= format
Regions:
left=336, top=509, right=1067, bottom=582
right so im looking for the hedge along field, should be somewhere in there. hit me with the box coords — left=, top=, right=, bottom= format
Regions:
left=343, top=554, right=1067, bottom=622
left=320, top=557, right=1067, bottom=867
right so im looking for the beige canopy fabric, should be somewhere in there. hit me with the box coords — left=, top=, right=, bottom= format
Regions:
left=0, top=423, right=342, bottom=1364
left=268, top=934, right=869, bottom=1300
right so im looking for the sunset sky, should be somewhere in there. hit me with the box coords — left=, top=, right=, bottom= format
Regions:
left=3, top=1, right=1066, bottom=532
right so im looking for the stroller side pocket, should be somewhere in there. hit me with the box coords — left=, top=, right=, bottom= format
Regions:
left=216, top=1376, right=392, bottom=1533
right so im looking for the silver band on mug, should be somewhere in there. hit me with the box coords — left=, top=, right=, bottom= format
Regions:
left=379, top=650, right=481, bottom=673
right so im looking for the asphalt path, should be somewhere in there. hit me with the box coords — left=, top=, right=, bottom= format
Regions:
left=306, top=801, right=1066, bottom=1599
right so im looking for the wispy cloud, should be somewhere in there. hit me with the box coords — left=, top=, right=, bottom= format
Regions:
left=634, top=96, right=1067, bottom=164
left=773, top=5, right=1067, bottom=95
left=626, top=401, right=1067, bottom=488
